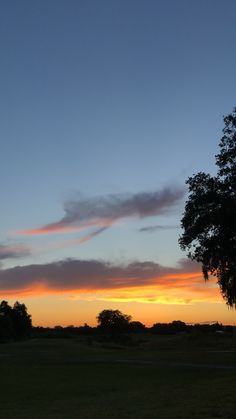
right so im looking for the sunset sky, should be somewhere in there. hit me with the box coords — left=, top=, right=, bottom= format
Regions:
left=1, top=0, right=236, bottom=326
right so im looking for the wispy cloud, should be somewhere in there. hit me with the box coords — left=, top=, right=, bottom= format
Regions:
left=17, top=187, right=184, bottom=238
left=139, top=225, right=180, bottom=233
left=0, top=258, right=219, bottom=304
left=0, top=244, right=30, bottom=260
left=53, top=227, right=108, bottom=249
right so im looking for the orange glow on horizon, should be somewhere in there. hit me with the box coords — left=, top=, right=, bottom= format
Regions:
left=2, top=270, right=230, bottom=328
left=0, top=271, right=218, bottom=304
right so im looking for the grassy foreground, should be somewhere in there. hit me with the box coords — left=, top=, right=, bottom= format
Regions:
left=1, top=334, right=236, bottom=418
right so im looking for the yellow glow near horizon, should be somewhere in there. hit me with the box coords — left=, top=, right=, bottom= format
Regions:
left=5, top=294, right=234, bottom=328
left=3, top=270, right=233, bottom=327
left=2, top=266, right=235, bottom=327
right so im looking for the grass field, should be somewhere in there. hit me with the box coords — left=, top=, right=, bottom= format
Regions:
left=1, top=333, right=236, bottom=418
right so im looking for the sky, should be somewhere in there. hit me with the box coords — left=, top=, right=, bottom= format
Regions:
left=1, top=0, right=236, bottom=326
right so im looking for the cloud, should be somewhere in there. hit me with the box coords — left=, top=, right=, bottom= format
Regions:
left=0, top=244, right=30, bottom=260
left=17, top=187, right=184, bottom=237
left=53, top=227, right=108, bottom=249
left=139, top=225, right=180, bottom=233
left=0, top=257, right=219, bottom=304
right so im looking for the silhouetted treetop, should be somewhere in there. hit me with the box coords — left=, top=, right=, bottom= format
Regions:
left=97, top=309, right=131, bottom=334
left=179, top=107, right=236, bottom=307
left=0, top=300, right=32, bottom=340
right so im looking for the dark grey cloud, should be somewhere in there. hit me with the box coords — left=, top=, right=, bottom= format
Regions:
left=0, top=244, right=31, bottom=260
left=139, top=225, right=180, bottom=233
left=20, top=186, right=185, bottom=236
left=0, top=257, right=201, bottom=292
left=62, top=187, right=184, bottom=223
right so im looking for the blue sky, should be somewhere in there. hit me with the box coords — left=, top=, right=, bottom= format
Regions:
left=1, top=0, right=236, bottom=325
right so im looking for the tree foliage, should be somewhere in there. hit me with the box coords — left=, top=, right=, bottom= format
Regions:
left=0, top=300, right=32, bottom=340
left=151, top=320, right=187, bottom=335
left=97, top=309, right=132, bottom=334
left=129, top=320, right=146, bottom=333
left=179, top=107, right=236, bottom=307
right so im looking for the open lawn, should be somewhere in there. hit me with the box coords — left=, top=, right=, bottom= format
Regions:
left=1, top=334, right=236, bottom=418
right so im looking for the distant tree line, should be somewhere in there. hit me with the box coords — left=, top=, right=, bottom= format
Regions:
left=31, top=309, right=234, bottom=340
left=1, top=304, right=234, bottom=343
left=0, top=300, right=32, bottom=341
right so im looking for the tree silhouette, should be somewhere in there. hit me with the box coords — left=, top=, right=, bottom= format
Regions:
left=0, top=300, right=32, bottom=340
left=97, top=309, right=131, bottom=334
left=129, top=321, right=146, bottom=333
left=12, top=301, right=32, bottom=338
left=0, top=301, right=14, bottom=338
left=179, top=107, right=236, bottom=307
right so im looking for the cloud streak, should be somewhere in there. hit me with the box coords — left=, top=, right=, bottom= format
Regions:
left=17, top=187, right=184, bottom=237
left=0, top=258, right=219, bottom=304
left=139, top=225, right=180, bottom=233
left=0, top=244, right=30, bottom=260
left=53, top=227, right=108, bottom=249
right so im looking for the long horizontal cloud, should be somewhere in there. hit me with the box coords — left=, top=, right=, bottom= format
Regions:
left=0, top=244, right=30, bottom=260
left=0, top=258, right=219, bottom=304
left=18, top=187, right=184, bottom=236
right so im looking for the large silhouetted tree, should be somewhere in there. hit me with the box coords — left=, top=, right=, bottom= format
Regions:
left=0, top=300, right=32, bottom=340
left=12, top=301, right=32, bottom=338
left=0, top=301, right=14, bottom=339
left=97, top=309, right=131, bottom=334
left=179, top=107, right=236, bottom=307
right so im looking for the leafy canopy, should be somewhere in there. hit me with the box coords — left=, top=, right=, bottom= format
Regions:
left=0, top=300, right=32, bottom=340
left=179, top=108, right=236, bottom=307
left=97, top=309, right=131, bottom=333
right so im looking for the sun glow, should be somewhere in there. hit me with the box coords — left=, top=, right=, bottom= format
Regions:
left=1, top=271, right=219, bottom=305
